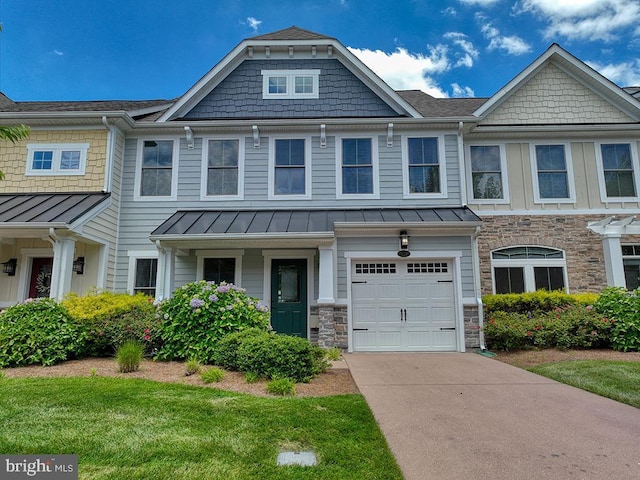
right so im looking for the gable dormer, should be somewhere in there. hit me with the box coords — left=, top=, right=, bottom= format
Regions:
left=159, top=26, right=421, bottom=121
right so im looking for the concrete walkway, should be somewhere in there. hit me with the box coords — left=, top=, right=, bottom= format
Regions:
left=344, top=352, right=640, bottom=480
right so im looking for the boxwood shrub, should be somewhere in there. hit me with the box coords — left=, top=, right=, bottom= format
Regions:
left=483, top=290, right=599, bottom=316
left=63, top=291, right=160, bottom=356
left=0, top=298, right=86, bottom=367
left=155, top=281, right=270, bottom=362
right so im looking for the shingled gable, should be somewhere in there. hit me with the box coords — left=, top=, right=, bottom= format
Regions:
left=473, top=43, right=640, bottom=123
left=158, top=26, right=422, bottom=121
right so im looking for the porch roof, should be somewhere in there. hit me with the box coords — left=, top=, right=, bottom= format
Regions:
left=0, top=192, right=110, bottom=225
left=151, top=207, right=482, bottom=239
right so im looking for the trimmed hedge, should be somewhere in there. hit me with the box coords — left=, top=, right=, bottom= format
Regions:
left=483, top=290, right=599, bottom=316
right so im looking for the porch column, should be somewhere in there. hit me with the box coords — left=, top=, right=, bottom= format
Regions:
left=50, top=237, right=76, bottom=301
left=317, top=244, right=335, bottom=304
left=602, top=234, right=625, bottom=287
left=155, top=243, right=175, bottom=301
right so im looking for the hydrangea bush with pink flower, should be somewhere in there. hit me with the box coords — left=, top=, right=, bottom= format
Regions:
left=155, top=281, right=270, bottom=362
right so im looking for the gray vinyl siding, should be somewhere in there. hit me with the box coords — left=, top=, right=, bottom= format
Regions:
left=336, top=235, right=474, bottom=299
left=184, top=59, right=401, bottom=119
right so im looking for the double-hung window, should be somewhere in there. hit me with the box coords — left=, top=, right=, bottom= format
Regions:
left=531, top=143, right=574, bottom=202
left=492, top=246, right=567, bottom=294
left=203, top=139, right=242, bottom=198
left=26, top=143, right=88, bottom=175
left=597, top=143, right=638, bottom=199
left=133, top=258, right=157, bottom=297
left=137, top=140, right=176, bottom=199
left=261, top=70, right=320, bottom=99
left=339, top=137, right=378, bottom=197
left=269, top=138, right=310, bottom=199
left=402, top=136, right=446, bottom=198
left=469, top=144, right=507, bottom=201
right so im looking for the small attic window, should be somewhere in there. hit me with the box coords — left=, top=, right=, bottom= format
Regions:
left=261, top=70, right=320, bottom=99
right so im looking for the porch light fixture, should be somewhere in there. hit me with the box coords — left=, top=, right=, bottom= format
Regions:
left=398, top=231, right=411, bottom=257
left=72, top=257, right=85, bottom=275
left=2, top=258, right=17, bottom=276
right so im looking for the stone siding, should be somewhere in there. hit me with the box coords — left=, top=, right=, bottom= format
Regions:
left=311, top=304, right=348, bottom=349
left=464, top=305, right=481, bottom=349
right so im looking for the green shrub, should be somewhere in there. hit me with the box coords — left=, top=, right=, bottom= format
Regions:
left=267, top=377, right=296, bottom=396
left=155, top=281, right=270, bottom=363
left=244, top=371, right=259, bottom=383
left=324, top=347, right=342, bottom=361
left=595, top=287, right=640, bottom=351
left=201, top=367, right=224, bottom=383
left=63, top=291, right=160, bottom=356
left=116, top=340, right=144, bottom=373
left=214, top=328, right=268, bottom=370
left=483, top=305, right=612, bottom=351
left=0, top=298, right=86, bottom=367
left=483, top=290, right=599, bottom=315
left=236, top=332, right=329, bottom=383
left=185, top=357, right=202, bottom=376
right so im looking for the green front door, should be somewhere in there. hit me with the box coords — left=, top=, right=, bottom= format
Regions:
left=270, top=259, right=307, bottom=337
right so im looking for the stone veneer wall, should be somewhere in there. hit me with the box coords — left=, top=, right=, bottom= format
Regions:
left=310, top=304, right=348, bottom=349
left=464, top=305, right=481, bottom=349
left=476, top=214, right=626, bottom=295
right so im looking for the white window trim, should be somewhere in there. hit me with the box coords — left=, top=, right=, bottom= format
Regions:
left=336, top=134, right=380, bottom=199
left=26, top=143, right=89, bottom=176
left=530, top=142, right=576, bottom=204
left=465, top=142, right=510, bottom=204
left=200, top=136, right=245, bottom=201
left=594, top=140, right=640, bottom=203
left=133, top=138, right=179, bottom=201
left=490, top=246, right=568, bottom=294
left=401, top=134, right=448, bottom=199
left=127, top=250, right=159, bottom=295
left=268, top=136, right=312, bottom=200
left=195, top=250, right=244, bottom=285
left=261, top=69, right=320, bottom=99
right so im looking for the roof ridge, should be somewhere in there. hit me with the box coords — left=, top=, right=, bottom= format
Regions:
left=247, top=25, right=335, bottom=41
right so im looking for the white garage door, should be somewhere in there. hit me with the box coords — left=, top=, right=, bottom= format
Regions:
left=351, top=260, right=457, bottom=352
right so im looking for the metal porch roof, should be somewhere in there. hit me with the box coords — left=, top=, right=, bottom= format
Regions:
left=0, top=192, right=110, bottom=224
left=151, top=207, right=481, bottom=237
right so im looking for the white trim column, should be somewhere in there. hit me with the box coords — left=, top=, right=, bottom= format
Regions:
left=155, top=243, right=175, bottom=301
left=602, top=234, right=625, bottom=287
left=50, top=237, right=76, bottom=301
left=318, top=244, right=335, bottom=304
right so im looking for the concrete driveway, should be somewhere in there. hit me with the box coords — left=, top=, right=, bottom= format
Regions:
left=344, top=353, right=640, bottom=480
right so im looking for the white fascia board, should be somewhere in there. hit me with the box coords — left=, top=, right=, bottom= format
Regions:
left=149, top=232, right=335, bottom=243
left=126, top=103, right=175, bottom=117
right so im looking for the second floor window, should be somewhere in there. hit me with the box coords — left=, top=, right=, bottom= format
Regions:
left=470, top=145, right=504, bottom=200
left=342, top=138, right=373, bottom=195
left=407, top=137, right=441, bottom=194
left=600, top=143, right=636, bottom=197
left=274, top=139, right=306, bottom=195
left=533, top=144, right=572, bottom=201
left=261, top=70, right=320, bottom=99
left=206, top=139, right=239, bottom=196
left=141, top=140, right=174, bottom=197
left=26, top=143, right=88, bottom=176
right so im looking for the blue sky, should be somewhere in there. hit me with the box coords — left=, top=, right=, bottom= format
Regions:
left=1, top=0, right=639, bottom=102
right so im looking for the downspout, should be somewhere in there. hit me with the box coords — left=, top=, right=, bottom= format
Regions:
left=472, top=226, right=488, bottom=352
left=101, top=116, right=114, bottom=193
left=457, top=121, right=468, bottom=206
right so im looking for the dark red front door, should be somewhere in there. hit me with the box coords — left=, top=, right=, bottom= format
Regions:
left=29, top=257, right=53, bottom=298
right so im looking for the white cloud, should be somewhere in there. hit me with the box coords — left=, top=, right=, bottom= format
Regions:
left=52, top=50, right=64, bottom=56
left=246, top=17, right=262, bottom=33
left=459, top=0, right=500, bottom=5
left=451, top=83, right=475, bottom=97
left=443, top=32, right=479, bottom=67
left=587, top=60, right=640, bottom=87
left=480, top=21, right=531, bottom=54
left=348, top=46, right=451, bottom=97
left=517, top=0, right=640, bottom=42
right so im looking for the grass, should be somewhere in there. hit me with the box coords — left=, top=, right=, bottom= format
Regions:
left=529, top=360, right=640, bottom=408
left=0, top=377, right=402, bottom=480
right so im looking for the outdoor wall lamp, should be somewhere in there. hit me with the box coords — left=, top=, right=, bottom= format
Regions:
left=398, top=231, right=411, bottom=257
left=72, top=257, right=85, bottom=275
left=2, top=258, right=17, bottom=276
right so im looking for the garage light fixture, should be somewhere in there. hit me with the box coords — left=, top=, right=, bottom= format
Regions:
left=398, top=231, right=410, bottom=257
left=2, top=258, right=17, bottom=276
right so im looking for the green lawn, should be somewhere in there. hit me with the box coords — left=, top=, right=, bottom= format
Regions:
left=529, top=360, right=640, bottom=408
left=0, top=377, right=402, bottom=480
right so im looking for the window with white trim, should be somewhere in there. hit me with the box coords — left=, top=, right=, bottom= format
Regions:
left=622, top=245, right=640, bottom=290
left=134, top=258, right=157, bottom=297
left=205, top=139, right=241, bottom=197
left=261, top=70, right=320, bottom=99
left=203, top=258, right=236, bottom=284
left=338, top=137, right=379, bottom=197
left=531, top=144, right=574, bottom=202
left=599, top=143, right=637, bottom=198
left=407, top=137, right=440, bottom=193
left=469, top=145, right=506, bottom=200
left=492, top=246, right=566, bottom=294
left=136, top=139, right=177, bottom=199
left=270, top=138, right=309, bottom=197
left=26, top=143, right=88, bottom=175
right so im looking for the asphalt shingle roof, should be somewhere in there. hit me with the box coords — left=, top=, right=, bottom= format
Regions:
left=248, top=26, right=335, bottom=41
left=397, top=90, right=487, bottom=117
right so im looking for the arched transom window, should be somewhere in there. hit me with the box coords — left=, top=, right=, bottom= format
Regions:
left=491, top=246, right=567, bottom=294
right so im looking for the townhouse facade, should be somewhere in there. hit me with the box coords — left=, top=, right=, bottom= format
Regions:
left=1, top=27, right=639, bottom=352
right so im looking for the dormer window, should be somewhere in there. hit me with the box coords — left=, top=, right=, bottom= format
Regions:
left=261, top=70, right=320, bottom=99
